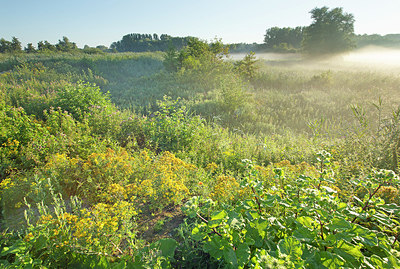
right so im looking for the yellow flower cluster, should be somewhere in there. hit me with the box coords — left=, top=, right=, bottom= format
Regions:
left=29, top=200, right=137, bottom=255
left=206, top=162, right=218, bottom=172
left=43, top=149, right=195, bottom=211
left=130, top=151, right=193, bottom=209
left=1, top=138, right=19, bottom=152
left=211, top=175, right=241, bottom=203
left=44, top=148, right=135, bottom=201
left=0, top=178, right=15, bottom=191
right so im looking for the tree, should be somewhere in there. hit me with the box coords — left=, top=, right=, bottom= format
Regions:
left=264, top=27, right=304, bottom=49
left=37, top=40, right=56, bottom=52
left=0, top=38, right=12, bottom=53
left=11, top=37, right=22, bottom=53
left=0, top=37, right=22, bottom=53
left=56, top=36, right=78, bottom=52
left=302, top=6, right=355, bottom=55
left=24, top=43, right=36, bottom=53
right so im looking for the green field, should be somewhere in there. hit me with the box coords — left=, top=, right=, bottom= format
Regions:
left=1, top=48, right=400, bottom=268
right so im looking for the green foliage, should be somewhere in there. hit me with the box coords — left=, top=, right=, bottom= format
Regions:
left=302, top=6, right=355, bottom=55
left=111, top=33, right=191, bottom=53
left=53, top=82, right=113, bottom=120
left=264, top=27, right=304, bottom=50
left=185, top=155, right=400, bottom=268
left=165, top=38, right=229, bottom=72
left=234, top=51, right=259, bottom=80
left=142, top=97, right=205, bottom=152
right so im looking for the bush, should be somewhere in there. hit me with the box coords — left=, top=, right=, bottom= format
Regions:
left=52, top=82, right=112, bottom=121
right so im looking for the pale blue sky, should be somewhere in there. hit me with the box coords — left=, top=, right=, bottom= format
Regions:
left=1, top=0, right=399, bottom=48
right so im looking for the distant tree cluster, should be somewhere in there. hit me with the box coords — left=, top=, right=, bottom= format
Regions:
left=264, top=27, right=304, bottom=51
left=110, top=33, right=192, bottom=52
left=0, top=36, right=110, bottom=54
left=0, top=37, right=22, bottom=53
left=355, top=34, right=400, bottom=48
left=264, top=6, right=356, bottom=55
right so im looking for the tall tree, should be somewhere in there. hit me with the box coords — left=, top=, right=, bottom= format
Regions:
left=302, top=6, right=355, bottom=55
left=11, top=37, right=22, bottom=52
left=0, top=38, right=12, bottom=53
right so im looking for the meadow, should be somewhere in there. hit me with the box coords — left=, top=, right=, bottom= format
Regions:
left=0, top=46, right=400, bottom=268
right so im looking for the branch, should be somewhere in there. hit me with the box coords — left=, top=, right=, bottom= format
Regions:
left=196, top=212, right=223, bottom=237
left=352, top=184, right=382, bottom=223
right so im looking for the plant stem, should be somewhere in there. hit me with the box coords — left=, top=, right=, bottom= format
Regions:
left=251, top=186, right=262, bottom=215
left=196, top=212, right=223, bottom=237
left=352, top=184, right=382, bottom=223
left=392, top=232, right=400, bottom=248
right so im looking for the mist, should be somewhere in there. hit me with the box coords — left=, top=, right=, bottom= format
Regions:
left=342, top=46, right=400, bottom=67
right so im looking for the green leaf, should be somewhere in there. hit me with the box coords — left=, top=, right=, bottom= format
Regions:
left=191, top=226, right=206, bottom=241
left=334, top=240, right=363, bottom=267
left=277, top=237, right=302, bottom=259
left=0, top=240, right=26, bottom=256
left=246, top=219, right=269, bottom=248
left=96, top=256, right=110, bottom=269
left=111, top=261, right=126, bottom=269
left=203, top=234, right=226, bottom=260
left=235, top=244, right=250, bottom=267
left=227, top=211, right=244, bottom=230
left=223, top=246, right=238, bottom=268
left=152, top=238, right=178, bottom=258
left=321, top=186, right=337, bottom=194
left=296, top=216, right=315, bottom=229
left=319, top=251, right=345, bottom=269
left=211, top=210, right=227, bottom=220
left=293, top=226, right=317, bottom=244
left=327, top=217, right=352, bottom=232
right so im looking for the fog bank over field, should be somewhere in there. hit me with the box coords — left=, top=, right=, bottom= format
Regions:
left=342, top=46, right=400, bottom=67
left=230, top=46, right=400, bottom=70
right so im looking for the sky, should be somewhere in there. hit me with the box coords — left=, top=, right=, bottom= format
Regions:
left=1, top=0, right=399, bottom=48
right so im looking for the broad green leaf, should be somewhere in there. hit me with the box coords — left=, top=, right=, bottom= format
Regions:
left=227, top=211, right=244, bottom=230
left=246, top=210, right=259, bottom=220
left=203, top=234, right=226, bottom=260
left=211, top=210, right=227, bottom=220
left=154, top=238, right=178, bottom=258
left=293, top=226, right=317, bottom=243
left=111, top=261, right=126, bottom=269
left=381, top=203, right=400, bottom=214
left=223, top=247, right=238, bottom=268
left=0, top=240, right=26, bottom=256
left=327, top=217, right=352, bottom=232
left=296, top=216, right=315, bottom=229
left=319, top=251, right=345, bottom=269
left=333, top=248, right=361, bottom=268
left=369, top=255, right=386, bottom=268
left=235, top=244, right=251, bottom=267
left=247, top=219, right=269, bottom=248
left=387, top=253, right=400, bottom=269
left=277, top=236, right=302, bottom=259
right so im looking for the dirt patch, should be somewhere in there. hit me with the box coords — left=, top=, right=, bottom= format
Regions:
left=136, top=205, right=185, bottom=243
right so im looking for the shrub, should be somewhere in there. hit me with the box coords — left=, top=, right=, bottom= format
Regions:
left=52, top=82, right=112, bottom=121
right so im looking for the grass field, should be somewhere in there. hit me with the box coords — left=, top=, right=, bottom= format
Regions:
left=1, top=50, right=400, bottom=268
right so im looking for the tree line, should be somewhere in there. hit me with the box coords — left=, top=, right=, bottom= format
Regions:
left=0, top=36, right=111, bottom=54
left=110, top=33, right=192, bottom=52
